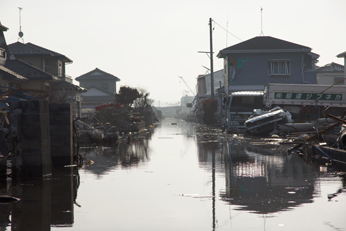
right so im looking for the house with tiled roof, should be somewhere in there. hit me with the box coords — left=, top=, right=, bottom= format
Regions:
left=217, top=36, right=319, bottom=94
left=8, top=41, right=73, bottom=83
left=317, top=62, right=344, bottom=85
left=75, top=68, right=121, bottom=108
left=8, top=41, right=85, bottom=116
left=0, top=21, right=84, bottom=117
left=1, top=21, right=61, bottom=92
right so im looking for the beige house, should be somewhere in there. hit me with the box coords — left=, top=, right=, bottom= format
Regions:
left=316, top=62, right=344, bottom=85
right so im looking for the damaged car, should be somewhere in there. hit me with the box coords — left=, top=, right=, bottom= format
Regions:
left=244, top=107, right=293, bottom=136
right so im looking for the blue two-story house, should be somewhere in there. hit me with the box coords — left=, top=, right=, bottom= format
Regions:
left=217, top=36, right=319, bottom=94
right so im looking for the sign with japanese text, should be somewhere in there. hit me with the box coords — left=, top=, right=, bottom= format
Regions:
left=274, top=92, right=342, bottom=101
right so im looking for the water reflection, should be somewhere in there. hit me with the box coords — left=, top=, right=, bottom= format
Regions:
left=221, top=136, right=318, bottom=214
left=195, top=126, right=223, bottom=231
left=0, top=178, right=11, bottom=230
left=0, top=121, right=344, bottom=230
left=0, top=168, right=79, bottom=230
left=80, top=131, right=153, bottom=176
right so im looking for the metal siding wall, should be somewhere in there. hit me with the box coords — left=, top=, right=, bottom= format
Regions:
left=226, top=53, right=316, bottom=86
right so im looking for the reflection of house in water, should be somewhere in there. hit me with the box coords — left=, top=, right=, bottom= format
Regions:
left=81, top=135, right=152, bottom=177
left=0, top=179, right=11, bottom=229
left=221, top=137, right=317, bottom=214
left=1, top=168, right=80, bottom=230
left=196, top=134, right=224, bottom=172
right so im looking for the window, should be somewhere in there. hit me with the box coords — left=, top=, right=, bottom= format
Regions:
left=229, top=95, right=264, bottom=112
left=268, top=60, right=291, bottom=76
left=58, top=61, right=62, bottom=77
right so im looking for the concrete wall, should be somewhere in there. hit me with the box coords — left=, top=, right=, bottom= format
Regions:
left=10, top=101, right=73, bottom=178
left=10, top=100, right=52, bottom=179
left=49, top=103, right=73, bottom=167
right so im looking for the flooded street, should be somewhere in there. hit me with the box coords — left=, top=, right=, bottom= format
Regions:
left=1, top=118, right=346, bottom=230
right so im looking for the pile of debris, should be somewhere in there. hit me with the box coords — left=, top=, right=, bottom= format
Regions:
left=290, top=113, right=346, bottom=167
left=75, top=103, right=160, bottom=146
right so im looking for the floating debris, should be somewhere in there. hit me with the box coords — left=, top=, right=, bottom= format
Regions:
left=0, top=195, right=20, bottom=203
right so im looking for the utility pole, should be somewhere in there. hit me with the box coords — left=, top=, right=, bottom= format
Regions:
left=209, top=18, right=214, bottom=98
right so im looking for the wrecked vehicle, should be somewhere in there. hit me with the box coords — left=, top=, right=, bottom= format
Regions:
left=244, top=107, right=293, bottom=136
left=225, top=91, right=264, bottom=133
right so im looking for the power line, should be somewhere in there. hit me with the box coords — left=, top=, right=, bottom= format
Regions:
left=211, top=19, right=243, bottom=42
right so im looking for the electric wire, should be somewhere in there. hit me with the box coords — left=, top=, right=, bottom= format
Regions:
left=211, top=19, right=243, bottom=42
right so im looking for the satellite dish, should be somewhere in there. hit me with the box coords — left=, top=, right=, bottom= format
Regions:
left=18, top=31, right=24, bottom=38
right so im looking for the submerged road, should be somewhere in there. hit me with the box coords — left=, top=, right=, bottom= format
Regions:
left=1, top=118, right=345, bottom=230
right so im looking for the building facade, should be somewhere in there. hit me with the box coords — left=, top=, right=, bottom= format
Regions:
left=75, top=68, right=120, bottom=108
left=317, top=62, right=344, bottom=85
left=217, top=36, right=319, bottom=95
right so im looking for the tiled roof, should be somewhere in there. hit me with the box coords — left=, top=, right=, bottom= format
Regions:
left=75, top=68, right=120, bottom=81
left=8, top=42, right=72, bottom=62
left=218, top=36, right=313, bottom=57
left=52, top=81, right=87, bottom=93
left=5, top=59, right=59, bottom=81
left=317, top=62, right=344, bottom=72
left=0, top=65, right=28, bottom=81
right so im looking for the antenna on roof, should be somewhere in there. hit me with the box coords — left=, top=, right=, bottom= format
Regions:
left=260, top=7, right=264, bottom=36
left=18, top=7, right=24, bottom=42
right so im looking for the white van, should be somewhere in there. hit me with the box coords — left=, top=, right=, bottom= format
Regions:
left=225, top=91, right=264, bottom=133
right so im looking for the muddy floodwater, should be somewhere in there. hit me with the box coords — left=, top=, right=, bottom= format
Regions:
left=1, top=118, right=346, bottom=231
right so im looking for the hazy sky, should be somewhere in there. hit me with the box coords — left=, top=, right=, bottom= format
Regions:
left=1, top=0, right=345, bottom=106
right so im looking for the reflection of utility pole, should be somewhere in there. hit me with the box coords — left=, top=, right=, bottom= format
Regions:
left=212, top=148, right=216, bottom=230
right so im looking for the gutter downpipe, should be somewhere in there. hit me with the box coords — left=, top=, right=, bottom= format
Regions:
left=301, top=53, right=310, bottom=84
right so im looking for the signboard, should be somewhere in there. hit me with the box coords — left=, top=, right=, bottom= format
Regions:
left=274, top=92, right=342, bottom=101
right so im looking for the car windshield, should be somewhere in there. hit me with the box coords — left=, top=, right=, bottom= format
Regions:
left=229, top=95, right=264, bottom=112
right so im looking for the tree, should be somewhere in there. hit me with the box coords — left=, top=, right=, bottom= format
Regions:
left=133, top=87, right=154, bottom=113
left=115, top=86, right=141, bottom=108
left=203, top=98, right=218, bottom=125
